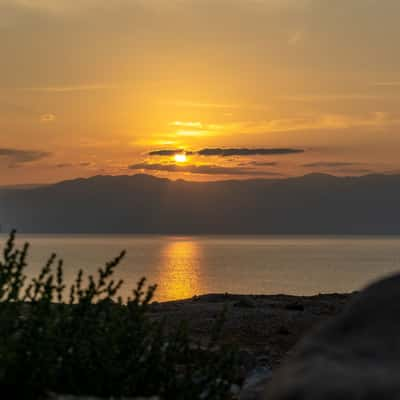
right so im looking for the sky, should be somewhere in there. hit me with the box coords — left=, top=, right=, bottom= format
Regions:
left=1, top=0, right=400, bottom=184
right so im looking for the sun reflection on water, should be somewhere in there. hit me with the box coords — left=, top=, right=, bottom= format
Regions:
left=157, top=239, right=202, bottom=301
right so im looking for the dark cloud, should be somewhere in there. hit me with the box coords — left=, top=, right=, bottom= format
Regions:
left=197, top=148, right=304, bottom=157
left=302, top=161, right=375, bottom=175
left=149, top=149, right=194, bottom=156
left=0, top=148, right=51, bottom=167
left=54, top=162, right=91, bottom=168
left=334, top=168, right=374, bottom=175
left=129, top=162, right=280, bottom=176
left=303, top=162, right=360, bottom=168
left=149, top=148, right=304, bottom=157
left=240, top=161, right=278, bottom=167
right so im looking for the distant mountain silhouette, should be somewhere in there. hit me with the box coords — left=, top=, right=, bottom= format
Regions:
left=2, top=173, right=400, bottom=234
left=0, top=183, right=46, bottom=192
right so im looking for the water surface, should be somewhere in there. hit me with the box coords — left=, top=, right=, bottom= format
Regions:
left=2, top=235, right=400, bottom=301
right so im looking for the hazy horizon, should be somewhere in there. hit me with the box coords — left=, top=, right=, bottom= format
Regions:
left=0, top=170, right=397, bottom=190
left=3, top=173, right=400, bottom=235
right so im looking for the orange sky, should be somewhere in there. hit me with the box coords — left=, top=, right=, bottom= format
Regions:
left=1, top=0, right=400, bottom=185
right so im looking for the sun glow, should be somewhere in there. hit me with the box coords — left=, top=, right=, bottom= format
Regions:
left=174, top=153, right=187, bottom=163
left=157, top=239, right=202, bottom=301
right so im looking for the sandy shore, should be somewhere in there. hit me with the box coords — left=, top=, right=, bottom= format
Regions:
left=149, top=292, right=352, bottom=369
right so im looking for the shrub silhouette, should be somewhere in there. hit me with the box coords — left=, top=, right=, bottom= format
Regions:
left=0, top=231, right=238, bottom=399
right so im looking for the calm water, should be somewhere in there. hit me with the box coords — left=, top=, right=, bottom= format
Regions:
left=2, top=235, right=400, bottom=301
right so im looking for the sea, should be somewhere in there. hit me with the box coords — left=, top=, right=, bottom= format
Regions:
left=2, top=234, right=400, bottom=302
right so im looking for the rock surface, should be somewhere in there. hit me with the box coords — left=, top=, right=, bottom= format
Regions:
left=266, top=273, right=400, bottom=399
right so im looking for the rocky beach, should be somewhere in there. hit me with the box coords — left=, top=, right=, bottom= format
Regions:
left=53, top=291, right=353, bottom=400
left=148, top=292, right=353, bottom=399
left=150, top=292, right=352, bottom=367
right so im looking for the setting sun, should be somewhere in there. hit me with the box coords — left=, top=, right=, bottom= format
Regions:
left=174, top=153, right=187, bottom=163
left=4, top=1, right=400, bottom=398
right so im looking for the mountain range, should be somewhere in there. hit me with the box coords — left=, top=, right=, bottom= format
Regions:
left=1, top=173, right=400, bottom=234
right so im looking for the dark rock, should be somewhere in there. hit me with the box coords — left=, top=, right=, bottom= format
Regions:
left=238, top=349, right=257, bottom=372
left=234, top=297, right=257, bottom=308
left=285, top=302, right=305, bottom=311
left=266, top=273, right=400, bottom=399
left=277, top=326, right=290, bottom=335
left=256, top=354, right=271, bottom=367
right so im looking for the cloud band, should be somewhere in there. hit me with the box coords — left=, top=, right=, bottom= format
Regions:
left=149, top=147, right=304, bottom=157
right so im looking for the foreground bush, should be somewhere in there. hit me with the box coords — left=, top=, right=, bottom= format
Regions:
left=0, top=231, right=238, bottom=399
